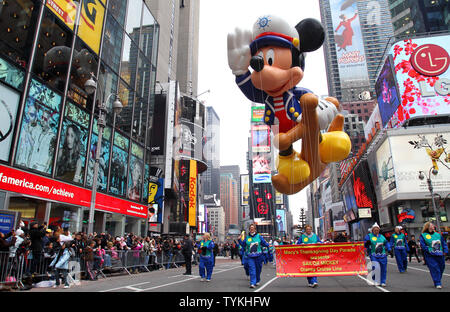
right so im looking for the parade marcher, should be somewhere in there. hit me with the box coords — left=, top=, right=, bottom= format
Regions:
left=419, top=222, right=448, bottom=289
left=407, top=235, right=421, bottom=263
left=297, top=225, right=322, bottom=287
left=364, top=223, right=391, bottom=287
left=239, top=224, right=269, bottom=288
left=182, top=234, right=193, bottom=275
left=197, top=233, right=215, bottom=282
left=390, top=226, right=409, bottom=273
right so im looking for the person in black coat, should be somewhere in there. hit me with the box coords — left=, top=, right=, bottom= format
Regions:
left=29, top=222, right=47, bottom=273
left=182, top=234, right=193, bottom=275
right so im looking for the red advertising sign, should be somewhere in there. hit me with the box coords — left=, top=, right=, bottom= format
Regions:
left=96, top=193, right=148, bottom=219
left=0, top=165, right=91, bottom=207
left=275, top=242, right=368, bottom=277
left=411, top=44, right=450, bottom=77
left=0, top=165, right=147, bottom=219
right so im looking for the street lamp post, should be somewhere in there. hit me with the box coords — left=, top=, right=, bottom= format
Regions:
left=84, top=74, right=123, bottom=235
left=419, top=167, right=441, bottom=233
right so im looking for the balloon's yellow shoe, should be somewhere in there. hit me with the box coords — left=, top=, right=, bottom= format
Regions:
left=319, top=131, right=352, bottom=164
left=276, top=151, right=310, bottom=185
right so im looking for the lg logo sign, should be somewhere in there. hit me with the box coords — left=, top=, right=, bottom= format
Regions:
left=411, top=44, right=450, bottom=77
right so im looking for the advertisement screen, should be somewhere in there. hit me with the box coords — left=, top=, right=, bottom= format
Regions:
left=110, top=145, right=128, bottom=197
left=388, top=35, right=450, bottom=127
left=240, top=174, right=250, bottom=206
left=0, top=83, right=20, bottom=162
left=251, top=183, right=274, bottom=220
left=252, top=153, right=271, bottom=184
left=275, top=209, right=286, bottom=233
left=15, top=79, right=62, bottom=175
left=375, top=55, right=401, bottom=127
left=56, top=102, right=89, bottom=184
left=252, top=125, right=270, bottom=153
left=342, top=175, right=356, bottom=213
left=391, top=132, right=450, bottom=195
left=189, top=160, right=197, bottom=227
left=77, top=0, right=106, bottom=55
left=128, top=155, right=143, bottom=202
left=352, top=161, right=377, bottom=210
left=330, top=0, right=370, bottom=88
left=86, top=122, right=111, bottom=192
left=374, top=138, right=396, bottom=201
left=251, top=106, right=265, bottom=123
left=148, top=166, right=164, bottom=223
left=0, top=56, right=25, bottom=90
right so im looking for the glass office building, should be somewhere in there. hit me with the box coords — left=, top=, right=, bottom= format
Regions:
left=0, top=0, right=159, bottom=236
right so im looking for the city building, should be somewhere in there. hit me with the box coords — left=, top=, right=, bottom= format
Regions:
left=207, top=205, right=225, bottom=242
left=220, top=172, right=239, bottom=233
left=201, top=106, right=221, bottom=201
left=388, top=0, right=450, bottom=37
left=0, top=0, right=159, bottom=237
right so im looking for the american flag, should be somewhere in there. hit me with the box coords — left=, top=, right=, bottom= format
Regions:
left=339, top=157, right=355, bottom=175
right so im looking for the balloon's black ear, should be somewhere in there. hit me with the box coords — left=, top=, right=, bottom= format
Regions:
left=295, top=18, right=325, bottom=53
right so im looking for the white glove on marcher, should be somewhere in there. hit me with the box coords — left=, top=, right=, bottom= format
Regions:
left=227, top=28, right=253, bottom=76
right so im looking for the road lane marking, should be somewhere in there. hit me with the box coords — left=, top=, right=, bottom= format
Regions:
left=101, top=264, right=242, bottom=292
left=255, top=276, right=278, bottom=292
left=356, top=274, right=390, bottom=292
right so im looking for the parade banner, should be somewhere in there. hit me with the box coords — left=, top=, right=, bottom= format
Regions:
left=275, top=242, right=368, bottom=277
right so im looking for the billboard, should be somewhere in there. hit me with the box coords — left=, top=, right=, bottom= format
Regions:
left=352, top=161, right=377, bottom=210
left=391, top=132, right=450, bottom=195
left=148, top=167, right=164, bottom=223
left=251, top=183, right=274, bottom=220
left=251, top=106, right=265, bottom=123
left=77, top=0, right=106, bottom=55
left=189, top=160, right=197, bottom=227
left=275, top=209, right=286, bottom=233
left=375, top=55, right=401, bottom=127
left=330, top=0, right=370, bottom=88
left=388, top=35, right=450, bottom=127
left=251, top=125, right=271, bottom=153
left=46, top=0, right=106, bottom=55
left=0, top=83, right=20, bottom=162
left=240, top=174, right=250, bottom=206
left=373, top=138, right=396, bottom=201
left=252, top=153, right=271, bottom=184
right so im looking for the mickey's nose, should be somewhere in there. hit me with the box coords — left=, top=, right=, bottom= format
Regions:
left=250, top=55, right=264, bottom=72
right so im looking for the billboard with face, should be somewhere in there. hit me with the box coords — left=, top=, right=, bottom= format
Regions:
left=330, top=0, right=370, bottom=89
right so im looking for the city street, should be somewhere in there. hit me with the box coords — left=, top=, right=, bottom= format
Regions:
left=32, top=257, right=450, bottom=293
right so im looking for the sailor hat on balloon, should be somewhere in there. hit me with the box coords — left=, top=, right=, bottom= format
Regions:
left=250, top=15, right=300, bottom=56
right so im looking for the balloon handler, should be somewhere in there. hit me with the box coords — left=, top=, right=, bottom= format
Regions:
left=228, top=15, right=351, bottom=195
left=238, top=224, right=270, bottom=288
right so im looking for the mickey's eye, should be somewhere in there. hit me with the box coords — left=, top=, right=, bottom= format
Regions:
left=266, top=49, right=274, bottom=66
left=257, top=51, right=264, bottom=59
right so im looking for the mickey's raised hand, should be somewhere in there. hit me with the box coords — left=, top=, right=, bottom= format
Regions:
left=227, top=28, right=252, bottom=76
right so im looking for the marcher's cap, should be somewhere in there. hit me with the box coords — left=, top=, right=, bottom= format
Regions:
left=15, top=229, right=24, bottom=236
left=250, top=15, right=300, bottom=55
left=370, top=223, right=380, bottom=231
left=395, top=225, right=403, bottom=230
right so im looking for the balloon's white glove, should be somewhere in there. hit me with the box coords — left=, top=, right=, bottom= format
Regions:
left=295, top=98, right=339, bottom=131
left=227, top=28, right=253, bottom=76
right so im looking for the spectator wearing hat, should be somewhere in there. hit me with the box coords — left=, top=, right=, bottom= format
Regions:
left=364, top=223, right=391, bottom=287
left=390, top=226, right=409, bottom=273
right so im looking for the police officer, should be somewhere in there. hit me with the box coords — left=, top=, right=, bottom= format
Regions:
left=390, top=226, right=409, bottom=273
left=420, top=222, right=448, bottom=289
left=239, top=224, right=269, bottom=288
left=297, top=225, right=322, bottom=288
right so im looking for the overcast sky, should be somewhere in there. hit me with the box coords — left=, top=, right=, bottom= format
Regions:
left=197, top=0, right=329, bottom=222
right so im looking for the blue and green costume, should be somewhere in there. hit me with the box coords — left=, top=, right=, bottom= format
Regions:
left=297, top=233, right=322, bottom=286
left=364, top=232, right=391, bottom=285
left=420, top=231, right=448, bottom=287
left=239, top=233, right=269, bottom=287
left=390, top=232, right=409, bottom=273
left=197, top=239, right=215, bottom=281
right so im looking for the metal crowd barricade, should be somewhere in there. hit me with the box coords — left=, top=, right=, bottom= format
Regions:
left=0, top=251, right=24, bottom=289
